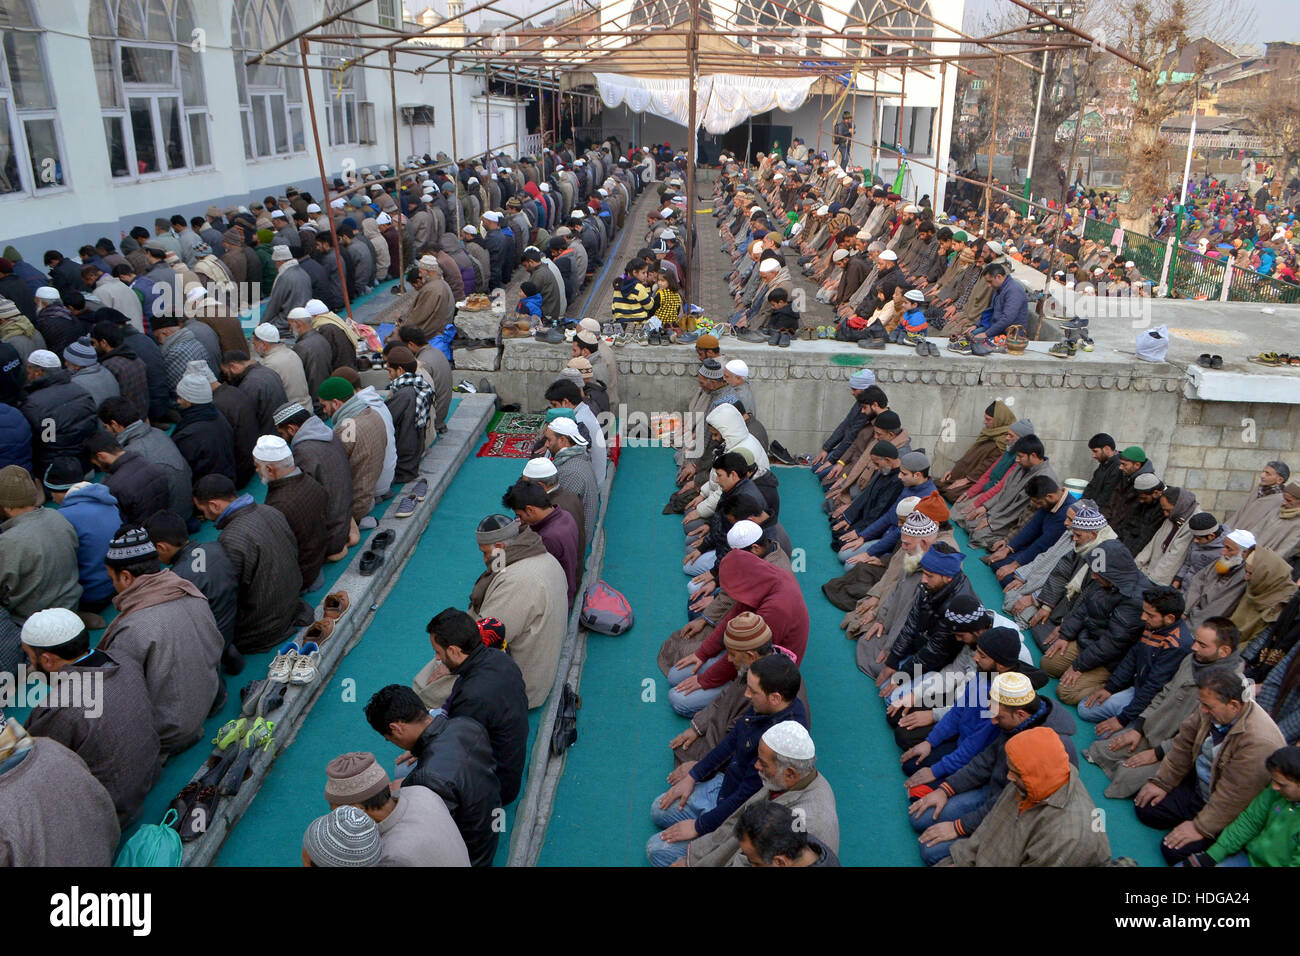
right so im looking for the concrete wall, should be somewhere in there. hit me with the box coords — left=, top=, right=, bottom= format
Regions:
left=478, top=339, right=1300, bottom=523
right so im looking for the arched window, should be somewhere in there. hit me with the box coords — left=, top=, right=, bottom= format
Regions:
left=89, top=0, right=210, bottom=178
left=842, top=0, right=933, bottom=60
left=734, top=1, right=823, bottom=56
left=231, top=0, right=304, bottom=160
left=321, top=0, right=373, bottom=148
left=0, top=0, right=65, bottom=194
left=629, top=0, right=714, bottom=30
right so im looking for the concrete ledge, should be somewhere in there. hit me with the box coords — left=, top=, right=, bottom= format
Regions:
left=507, top=461, right=616, bottom=867
left=181, top=393, right=497, bottom=866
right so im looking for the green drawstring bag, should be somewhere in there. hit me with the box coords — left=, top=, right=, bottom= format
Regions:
left=114, top=809, right=183, bottom=867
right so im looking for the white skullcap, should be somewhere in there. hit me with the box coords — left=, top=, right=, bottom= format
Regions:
left=539, top=183, right=550, bottom=192
left=420, top=195, right=434, bottom=203
left=418, top=254, right=439, bottom=269
left=750, top=240, right=764, bottom=254
left=461, top=224, right=478, bottom=236
left=482, top=210, right=502, bottom=223
left=572, top=209, right=586, bottom=219
left=271, top=245, right=293, bottom=262
left=253, top=434, right=292, bottom=463
left=522, top=457, right=558, bottom=480
left=985, top=240, right=1004, bottom=256
left=762, top=721, right=815, bottom=761
left=832, top=249, right=850, bottom=263
left=35, top=286, right=60, bottom=301
left=253, top=323, right=280, bottom=344
left=1226, top=529, right=1256, bottom=549
left=598, top=188, right=608, bottom=196
left=185, top=286, right=209, bottom=304
left=27, top=349, right=60, bottom=369
left=270, top=209, right=285, bottom=219
left=724, top=359, right=749, bottom=379
left=895, top=495, right=922, bottom=518
left=376, top=212, right=392, bottom=225
left=758, top=259, right=778, bottom=273
left=20, top=608, right=85, bottom=649
left=903, top=204, right=921, bottom=214
left=546, top=417, right=587, bottom=445
left=306, top=203, right=322, bottom=213
left=176, top=371, right=212, bottom=405
left=287, top=307, right=311, bottom=322
left=1126, top=260, right=1136, bottom=268
left=727, top=519, right=763, bottom=550
left=467, top=177, right=479, bottom=185
left=790, top=222, right=803, bottom=236
left=856, top=227, right=873, bottom=240
left=773, top=173, right=785, bottom=181
left=661, top=229, right=676, bottom=240
left=816, top=204, right=830, bottom=215
left=878, top=249, right=898, bottom=261
left=306, top=299, right=328, bottom=316
left=330, top=198, right=346, bottom=209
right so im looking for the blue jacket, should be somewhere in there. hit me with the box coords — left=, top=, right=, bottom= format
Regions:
left=925, top=678, right=1001, bottom=780
left=0, top=403, right=32, bottom=473
left=862, top=478, right=938, bottom=556
left=978, top=275, right=1028, bottom=339
left=1104, top=619, right=1193, bottom=724
left=57, top=483, right=123, bottom=603
left=1002, top=492, right=1077, bottom=567
left=689, top=697, right=809, bottom=836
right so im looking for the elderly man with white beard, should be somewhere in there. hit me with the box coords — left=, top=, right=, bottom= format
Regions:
left=678, top=722, right=839, bottom=867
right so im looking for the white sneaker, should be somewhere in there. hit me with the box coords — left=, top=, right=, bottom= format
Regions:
left=268, top=644, right=299, bottom=683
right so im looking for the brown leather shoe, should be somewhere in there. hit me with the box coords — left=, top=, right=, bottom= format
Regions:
left=304, top=618, right=335, bottom=644
left=323, top=591, right=350, bottom=620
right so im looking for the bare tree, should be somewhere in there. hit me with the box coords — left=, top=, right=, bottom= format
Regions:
left=1245, top=76, right=1300, bottom=174
left=1103, top=0, right=1255, bottom=231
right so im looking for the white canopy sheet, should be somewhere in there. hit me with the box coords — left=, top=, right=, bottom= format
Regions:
left=593, top=73, right=817, bottom=135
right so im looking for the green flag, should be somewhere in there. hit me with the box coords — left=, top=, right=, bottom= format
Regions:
left=892, top=161, right=907, bottom=195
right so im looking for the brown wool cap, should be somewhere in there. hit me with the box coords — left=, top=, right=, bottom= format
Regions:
left=324, top=752, right=391, bottom=807
left=723, top=611, right=772, bottom=651
left=0, top=464, right=40, bottom=509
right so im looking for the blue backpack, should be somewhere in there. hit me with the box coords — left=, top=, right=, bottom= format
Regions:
left=114, top=810, right=184, bottom=867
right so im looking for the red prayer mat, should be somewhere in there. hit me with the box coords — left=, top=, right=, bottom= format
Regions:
left=476, top=432, right=539, bottom=459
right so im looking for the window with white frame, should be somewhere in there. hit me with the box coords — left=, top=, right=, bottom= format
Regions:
left=89, top=0, right=211, bottom=179
left=322, top=0, right=369, bottom=147
left=231, top=0, right=304, bottom=161
left=0, top=0, right=66, bottom=195
left=376, top=0, right=400, bottom=29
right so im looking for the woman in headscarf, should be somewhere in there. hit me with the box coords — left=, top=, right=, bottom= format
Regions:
left=1251, top=589, right=1300, bottom=744
left=935, top=400, right=1017, bottom=502
left=1230, top=548, right=1297, bottom=648
left=1135, top=486, right=1198, bottom=586
left=1244, top=589, right=1300, bottom=685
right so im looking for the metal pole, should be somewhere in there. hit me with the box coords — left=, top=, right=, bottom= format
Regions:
left=536, top=67, right=544, bottom=148
left=898, top=63, right=907, bottom=196
left=1024, top=47, right=1048, bottom=214
left=933, top=61, right=945, bottom=207
left=298, top=37, right=353, bottom=323
left=982, top=58, right=1002, bottom=236
left=684, top=0, right=700, bottom=308
left=389, top=50, right=405, bottom=292
left=869, top=69, right=879, bottom=179
left=1063, top=61, right=1085, bottom=207
left=1179, top=83, right=1199, bottom=207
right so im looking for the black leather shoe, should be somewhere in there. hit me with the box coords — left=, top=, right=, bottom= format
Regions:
left=359, top=550, right=382, bottom=575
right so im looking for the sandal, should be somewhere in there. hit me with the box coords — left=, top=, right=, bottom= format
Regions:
left=323, top=591, right=350, bottom=620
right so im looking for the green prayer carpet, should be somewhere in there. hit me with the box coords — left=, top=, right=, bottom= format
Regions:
left=538, top=450, right=1168, bottom=866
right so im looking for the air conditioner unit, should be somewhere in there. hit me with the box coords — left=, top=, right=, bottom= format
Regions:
left=401, top=105, right=436, bottom=125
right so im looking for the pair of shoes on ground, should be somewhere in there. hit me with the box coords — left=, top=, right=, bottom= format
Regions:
left=268, top=640, right=322, bottom=684
left=360, top=528, right=395, bottom=575
left=393, top=477, right=429, bottom=519
left=915, top=339, right=941, bottom=356
left=766, top=329, right=792, bottom=347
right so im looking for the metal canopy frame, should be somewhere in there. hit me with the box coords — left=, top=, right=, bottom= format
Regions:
left=251, top=0, right=1147, bottom=309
